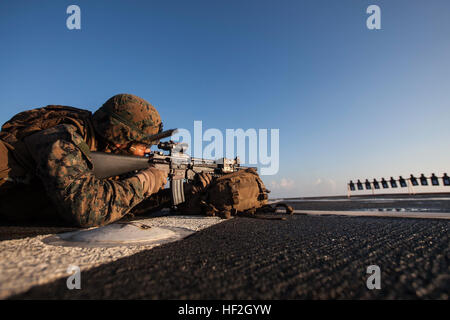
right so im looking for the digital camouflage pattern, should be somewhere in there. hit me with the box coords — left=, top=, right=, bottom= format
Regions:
left=197, top=168, right=270, bottom=219
left=0, top=105, right=96, bottom=180
left=0, top=94, right=163, bottom=227
left=92, top=94, right=162, bottom=146
left=177, top=169, right=271, bottom=219
left=0, top=105, right=95, bottom=147
left=21, top=124, right=146, bottom=227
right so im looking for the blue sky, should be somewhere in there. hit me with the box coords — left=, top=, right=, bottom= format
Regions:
left=1, top=0, right=449, bottom=197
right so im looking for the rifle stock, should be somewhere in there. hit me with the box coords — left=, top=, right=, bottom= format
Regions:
left=90, top=135, right=251, bottom=207
left=90, top=152, right=150, bottom=179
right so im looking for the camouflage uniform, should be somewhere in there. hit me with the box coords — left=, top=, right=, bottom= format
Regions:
left=0, top=94, right=163, bottom=227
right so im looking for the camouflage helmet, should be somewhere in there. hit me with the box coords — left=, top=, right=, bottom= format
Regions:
left=92, top=94, right=162, bottom=146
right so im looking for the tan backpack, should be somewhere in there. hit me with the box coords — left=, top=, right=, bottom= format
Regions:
left=199, top=168, right=270, bottom=218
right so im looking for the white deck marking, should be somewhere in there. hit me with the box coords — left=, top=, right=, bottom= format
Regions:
left=0, top=215, right=225, bottom=299
left=292, top=210, right=450, bottom=220
left=279, top=197, right=450, bottom=202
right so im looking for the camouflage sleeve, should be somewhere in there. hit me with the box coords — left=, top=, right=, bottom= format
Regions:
left=24, top=124, right=146, bottom=227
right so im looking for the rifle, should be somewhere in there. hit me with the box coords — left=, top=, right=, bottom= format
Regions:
left=90, top=129, right=253, bottom=206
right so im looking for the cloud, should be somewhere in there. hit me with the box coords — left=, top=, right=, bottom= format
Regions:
left=313, top=178, right=337, bottom=194
left=270, top=178, right=295, bottom=190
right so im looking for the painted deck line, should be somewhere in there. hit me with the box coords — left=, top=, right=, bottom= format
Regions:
left=292, top=210, right=450, bottom=220
left=281, top=197, right=450, bottom=202
left=0, top=215, right=225, bottom=299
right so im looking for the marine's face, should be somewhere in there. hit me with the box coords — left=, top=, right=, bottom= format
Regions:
left=114, top=142, right=151, bottom=157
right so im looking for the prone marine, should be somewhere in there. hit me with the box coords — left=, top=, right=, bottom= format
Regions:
left=0, top=94, right=168, bottom=227
left=0, top=93, right=272, bottom=227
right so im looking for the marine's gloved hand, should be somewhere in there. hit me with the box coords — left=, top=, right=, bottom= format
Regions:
left=190, top=172, right=213, bottom=195
left=176, top=172, right=213, bottom=214
left=135, top=166, right=168, bottom=197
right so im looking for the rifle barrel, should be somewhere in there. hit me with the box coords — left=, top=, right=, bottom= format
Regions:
left=147, top=128, right=178, bottom=143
